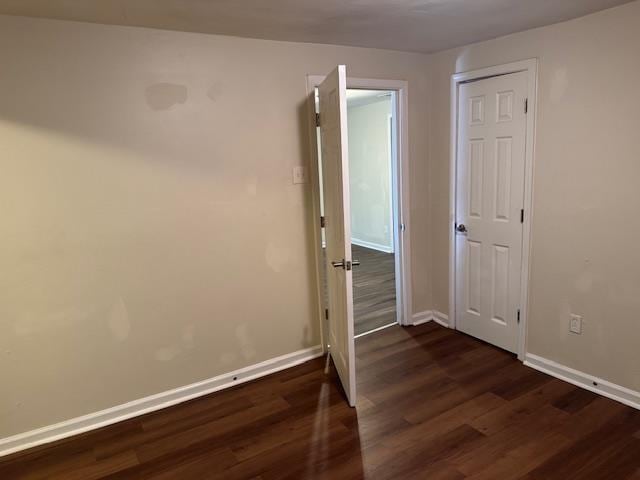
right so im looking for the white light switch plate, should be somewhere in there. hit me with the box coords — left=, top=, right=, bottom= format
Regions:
left=292, top=166, right=308, bottom=184
left=570, top=314, right=582, bottom=334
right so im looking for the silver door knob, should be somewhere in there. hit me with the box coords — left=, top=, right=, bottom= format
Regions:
left=456, top=223, right=467, bottom=233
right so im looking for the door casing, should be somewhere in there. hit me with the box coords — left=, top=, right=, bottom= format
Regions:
left=306, top=75, right=412, bottom=352
left=450, top=59, right=538, bottom=361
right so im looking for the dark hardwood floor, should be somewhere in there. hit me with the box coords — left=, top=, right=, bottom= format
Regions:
left=351, top=244, right=396, bottom=335
left=2, top=323, right=640, bottom=479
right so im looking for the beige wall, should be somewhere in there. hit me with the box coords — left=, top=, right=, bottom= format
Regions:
left=4, top=0, right=640, bottom=442
left=348, top=97, right=394, bottom=252
left=0, top=15, right=431, bottom=438
left=428, top=1, right=640, bottom=391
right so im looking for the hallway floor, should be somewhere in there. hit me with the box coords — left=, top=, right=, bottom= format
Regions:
left=352, top=244, right=396, bottom=335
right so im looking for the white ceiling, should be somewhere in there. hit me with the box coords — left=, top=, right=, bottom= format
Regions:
left=0, top=0, right=633, bottom=53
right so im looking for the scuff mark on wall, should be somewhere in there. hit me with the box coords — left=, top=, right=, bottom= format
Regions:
left=549, top=67, right=569, bottom=104
left=155, top=345, right=181, bottom=362
left=182, top=325, right=195, bottom=349
left=154, top=325, right=196, bottom=361
left=575, top=263, right=594, bottom=293
left=107, top=297, right=130, bottom=342
left=13, top=306, right=94, bottom=336
left=145, top=83, right=188, bottom=111
left=235, top=323, right=256, bottom=360
left=265, top=240, right=290, bottom=273
left=207, top=82, right=224, bottom=102
left=220, top=352, right=236, bottom=365
left=246, top=176, right=258, bottom=196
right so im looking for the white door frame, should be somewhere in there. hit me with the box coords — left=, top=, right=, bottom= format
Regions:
left=306, top=75, right=412, bottom=351
left=449, top=59, right=538, bottom=361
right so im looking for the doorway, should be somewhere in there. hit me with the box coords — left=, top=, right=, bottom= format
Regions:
left=307, top=74, right=412, bottom=345
left=450, top=60, right=537, bottom=359
left=347, top=89, right=397, bottom=336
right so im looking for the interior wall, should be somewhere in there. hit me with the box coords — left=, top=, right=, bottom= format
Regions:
left=428, top=1, right=640, bottom=391
left=0, top=15, right=431, bottom=439
left=348, top=96, right=394, bottom=253
left=9, top=0, right=639, bottom=443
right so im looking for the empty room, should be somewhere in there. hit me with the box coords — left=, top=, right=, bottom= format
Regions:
left=0, top=1, right=639, bottom=479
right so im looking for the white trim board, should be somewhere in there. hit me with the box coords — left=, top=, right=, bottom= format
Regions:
left=0, top=345, right=324, bottom=458
left=354, top=322, right=397, bottom=339
left=525, top=353, right=640, bottom=411
left=449, top=59, right=538, bottom=361
left=351, top=237, right=394, bottom=254
left=411, top=310, right=450, bottom=328
left=411, top=310, right=433, bottom=326
left=432, top=311, right=449, bottom=328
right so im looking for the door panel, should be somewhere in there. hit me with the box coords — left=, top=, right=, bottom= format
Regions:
left=455, top=71, right=528, bottom=353
left=318, top=65, right=356, bottom=406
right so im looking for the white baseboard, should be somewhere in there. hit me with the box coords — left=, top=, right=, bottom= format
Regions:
left=432, top=311, right=449, bottom=328
left=411, top=310, right=450, bottom=327
left=0, top=345, right=324, bottom=458
left=524, top=353, right=640, bottom=411
left=354, top=322, right=397, bottom=339
left=411, top=310, right=433, bottom=325
left=351, top=237, right=394, bottom=254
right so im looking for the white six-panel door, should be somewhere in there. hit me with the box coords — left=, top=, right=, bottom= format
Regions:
left=318, top=65, right=357, bottom=406
left=455, top=71, right=528, bottom=353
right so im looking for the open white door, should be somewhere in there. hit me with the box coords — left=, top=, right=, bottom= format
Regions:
left=318, top=65, right=356, bottom=407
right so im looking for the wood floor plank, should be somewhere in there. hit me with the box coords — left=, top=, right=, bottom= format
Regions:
left=2, top=323, right=639, bottom=479
left=134, top=397, right=291, bottom=464
left=551, top=386, right=599, bottom=413
left=522, top=410, right=640, bottom=480
left=103, top=447, right=236, bottom=480
left=351, top=245, right=397, bottom=335
left=47, top=451, right=139, bottom=480
left=370, top=424, right=484, bottom=479
left=469, top=379, right=574, bottom=437
left=323, top=244, right=397, bottom=336
left=453, top=404, right=570, bottom=475
left=463, top=431, right=572, bottom=480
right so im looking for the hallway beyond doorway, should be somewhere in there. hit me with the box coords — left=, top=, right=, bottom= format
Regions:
left=352, top=244, right=396, bottom=336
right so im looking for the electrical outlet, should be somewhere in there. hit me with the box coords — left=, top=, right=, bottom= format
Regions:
left=292, top=166, right=307, bottom=184
left=570, top=314, right=582, bottom=334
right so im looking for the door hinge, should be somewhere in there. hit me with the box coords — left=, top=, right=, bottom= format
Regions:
left=524, top=98, right=528, bottom=114
left=517, top=309, right=521, bottom=324
left=325, top=308, right=329, bottom=320
left=320, top=216, right=325, bottom=228
left=315, top=113, right=321, bottom=127
left=520, top=209, right=524, bottom=223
